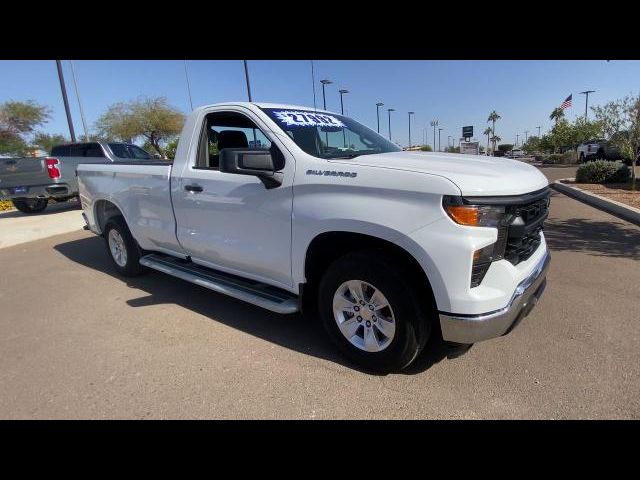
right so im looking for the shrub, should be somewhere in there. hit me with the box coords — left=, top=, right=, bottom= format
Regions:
left=420, top=145, right=433, bottom=152
left=575, top=160, right=631, bottom=184
left=560, top=151, right=578, bottom=164
left=0, top=200, right=13, bottom=211
left=541, top=152, right=578, bottom=165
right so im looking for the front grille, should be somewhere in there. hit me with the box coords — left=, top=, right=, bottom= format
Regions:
left=503, top=196, right=549, bottom=265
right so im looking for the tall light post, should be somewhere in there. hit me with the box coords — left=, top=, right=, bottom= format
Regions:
left=55, top=60, right=76, bottom=142
left=388, top=108, right=395, bottom=141
left=438, top=127, right=443, bottom=152
left=579, top=90, right=596, bottom=120
left=447, top=135, right=451, bottom=151
left=243, top=60, right=252, bottom=102
left=524, top=130, right=529, bottom=144
left=430, top=120, right=439, bottom=152
left=537, top=126, right=541, bottom=138
left=516, top=134, right=520, bottom=146
left=408, top=111, right=414, bottom=148
left=69, top=60, right=88, bottom=140
left=338, top=89, right=349, bottom=114
left=183, top=60, right=194, bottom=111
left=339, top=89, right=349, bottom=147
left=376, top=102, right=384, bottom=133
left=320, top=79, right=332, bottom=110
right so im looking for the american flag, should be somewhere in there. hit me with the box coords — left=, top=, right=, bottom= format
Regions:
left=559, top=94, right=572, bottom=110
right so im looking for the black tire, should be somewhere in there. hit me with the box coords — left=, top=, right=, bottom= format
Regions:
left=318, top=251, right=431, bottom=373
left=12, top=198, right=48, bottom=214
left=103, top=216, right=144, bottom=277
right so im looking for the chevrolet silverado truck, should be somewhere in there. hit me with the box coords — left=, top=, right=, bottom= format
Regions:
left=77, top=103, right=551, bottom=372
left=0, top=142, right=155, bottom=213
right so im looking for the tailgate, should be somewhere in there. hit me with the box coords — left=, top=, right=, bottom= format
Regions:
left=0, top=156, right=51, bottom=189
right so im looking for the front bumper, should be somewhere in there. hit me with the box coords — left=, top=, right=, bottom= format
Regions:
left=438, top=250, right=550, bottom=344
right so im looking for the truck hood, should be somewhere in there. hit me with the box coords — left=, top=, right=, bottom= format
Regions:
left=334, top=151, right=549, bottom=196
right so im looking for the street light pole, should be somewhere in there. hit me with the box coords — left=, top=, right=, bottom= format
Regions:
left=243, top=60, right=252, bottom=102
left=438, top=128, right=443, bottom=152
left=339, top=89, right=349, bottom=114
left=430, top=120, right=438, bottom=151
left=69, top=60, right=88, bottom=140
left=447, top=135, right=451, bottom=151
left=183, top=60, right=194, bottom=111
left=408, top=111, right=414, bottom=148
left=516, top=134, right=520, bottom=146
left=339, top=89, right=349, bottom=147
left=320, top=79, right=332, bottom=110
left=388, top=108, right=395, bottom=142
left=537, top=126, right=541, bottom=138
left=376, top=103, right=384, bottom=133
left=55, top=60, right=76, bottom=142
left=524, top=130, right=529, bottom=144
left=579, top=90, right=596, bottom=121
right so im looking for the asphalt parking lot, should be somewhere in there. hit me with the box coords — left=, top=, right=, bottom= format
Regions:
left=0, top=166, right=638, bottom=419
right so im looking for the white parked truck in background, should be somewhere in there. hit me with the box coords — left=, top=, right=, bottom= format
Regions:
left=77, top=102, right=550, bottom=372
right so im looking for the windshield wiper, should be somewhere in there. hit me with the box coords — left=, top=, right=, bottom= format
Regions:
left=327, top=154, right=361, bottom=159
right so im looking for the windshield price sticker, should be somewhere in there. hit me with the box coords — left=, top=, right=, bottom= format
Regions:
left=273, top=110, right=345, bottom=128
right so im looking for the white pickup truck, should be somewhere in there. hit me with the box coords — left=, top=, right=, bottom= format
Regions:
left=78, top=102, right=550, bottom=372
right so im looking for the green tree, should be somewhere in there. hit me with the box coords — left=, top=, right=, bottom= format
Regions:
left=0, top=100, right=51, bottom=156
left=487, top=110, right=501, bottom=153
left=96, top=96, right=185, bottom=157
left=522, top=135, right=541, bottom=153
left=593, top=95, right=640, bottom=190
left=160, top=137, right=179, bottom=160
left=549, top=107, right=565, bottom=124
left=483, top=126, right=493, bottom=154
left=33, top=133, right=68, bottom=154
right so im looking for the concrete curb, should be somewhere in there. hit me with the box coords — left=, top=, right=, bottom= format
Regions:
left=551, top=178, right=640, bottom=226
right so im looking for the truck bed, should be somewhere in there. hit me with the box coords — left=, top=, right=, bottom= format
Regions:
left=77, top=162, right=180, bottom=255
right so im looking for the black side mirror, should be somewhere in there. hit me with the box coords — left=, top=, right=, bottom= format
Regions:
left=219, top=148, right=283, bottom=189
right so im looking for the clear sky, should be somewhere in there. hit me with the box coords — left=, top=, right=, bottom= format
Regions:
left=2, top=60, right=639, bottom=149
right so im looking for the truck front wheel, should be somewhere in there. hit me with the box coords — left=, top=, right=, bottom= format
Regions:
left=318, top=251, right=430, bottom=372
left=103, top=217, right=144, bottom=277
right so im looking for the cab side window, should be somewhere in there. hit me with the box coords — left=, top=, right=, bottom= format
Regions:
left=196, top=111, right=273, bottom=170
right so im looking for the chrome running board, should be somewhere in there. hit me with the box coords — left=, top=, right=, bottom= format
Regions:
left=139, top=253, right=299, bottom=314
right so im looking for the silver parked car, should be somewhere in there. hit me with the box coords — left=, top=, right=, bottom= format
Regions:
left=0, top=142, right=156, bottom=213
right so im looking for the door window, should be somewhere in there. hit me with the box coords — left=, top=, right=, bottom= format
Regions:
left=196, top=111, right=273, bottom=170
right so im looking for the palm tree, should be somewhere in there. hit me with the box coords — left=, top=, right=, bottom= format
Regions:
left=487, top=110, right=501, bottom=152
left=549, top=107, right=564, bottom=124
left=483, top=127, right=493, bottom=155
left=490, top=135, right=501, bottom=154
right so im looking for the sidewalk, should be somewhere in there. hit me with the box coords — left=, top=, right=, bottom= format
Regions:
left=0, top=201, right=86, bottom=249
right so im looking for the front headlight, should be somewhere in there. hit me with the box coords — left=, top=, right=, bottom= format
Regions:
left=443, top=196, right=508, bottom=288
left=442, top=196, right=505, bottom=227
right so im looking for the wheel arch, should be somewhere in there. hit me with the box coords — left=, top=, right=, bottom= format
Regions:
left=93, top=198, right=128, bottom=235
left=302, top=231, right=439, bottom=320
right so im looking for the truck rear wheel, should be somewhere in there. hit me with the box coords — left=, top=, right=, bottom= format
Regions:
left=318, top=251, right=430, bottom=372
left=12, top=198, right=48, bottom=214
left=103, top=216, right=144, bottom=277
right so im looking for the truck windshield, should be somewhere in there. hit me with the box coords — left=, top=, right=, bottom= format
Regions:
left=261, top=107, right=401, bottom=159
left=108, top=143, right=153, bottom=160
